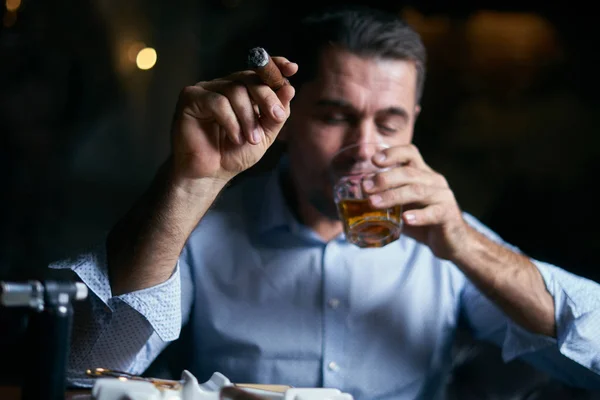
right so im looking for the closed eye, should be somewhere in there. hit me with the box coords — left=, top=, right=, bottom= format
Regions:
left=378, top=124, right=397, bottom=133
left=323, top=113, right=349, bottom=124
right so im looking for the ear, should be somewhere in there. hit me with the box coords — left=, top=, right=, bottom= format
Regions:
left=414, top=105, right=421, bottom=121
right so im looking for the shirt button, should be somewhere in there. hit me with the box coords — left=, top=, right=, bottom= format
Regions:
left=328, top=361, right=340, bottom=372
left=328, top=298, right=340, bottom=309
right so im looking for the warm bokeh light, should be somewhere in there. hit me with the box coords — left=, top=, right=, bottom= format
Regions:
left=2, top=10, right=16, bottom=27
left=5, top=0, right=21, bottom=12
left=401, top=7, right=452, bottom=43
left=127, top=41, right=145, bottom=63
left=136, top=47, right=157, bottom=70
left=465, top=11, right=561, bottom=65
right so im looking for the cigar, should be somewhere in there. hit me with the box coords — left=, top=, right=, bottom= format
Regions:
left=247, top=47, right=288, bottom=91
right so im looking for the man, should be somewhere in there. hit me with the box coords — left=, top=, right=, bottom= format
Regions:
left=53, top=5, right=600, bottom=399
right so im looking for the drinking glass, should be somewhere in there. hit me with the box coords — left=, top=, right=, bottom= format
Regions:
left=331, top=143, right=402, bottom=248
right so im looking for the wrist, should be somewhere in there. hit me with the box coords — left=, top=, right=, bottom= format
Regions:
left=446, top=224, right=483, bottom=266
left=144, top=158, right=230, bottom=233
left=165, top=157, right=230, bottom=200
left=170, top=174, right=229, bottom=201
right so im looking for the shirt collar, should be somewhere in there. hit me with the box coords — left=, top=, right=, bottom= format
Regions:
left=255, top=156, right=348, bottom=244
left=253, top=158, right=411, bottom=250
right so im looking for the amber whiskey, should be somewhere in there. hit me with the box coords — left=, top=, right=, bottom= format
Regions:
left=337, top=198, right=402, bottom=248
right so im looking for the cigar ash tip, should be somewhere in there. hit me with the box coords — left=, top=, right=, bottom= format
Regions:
left=247, top=47, right=269, bottom=68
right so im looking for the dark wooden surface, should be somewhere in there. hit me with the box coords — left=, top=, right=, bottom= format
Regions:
left=0, top=387, right=91, bottom=400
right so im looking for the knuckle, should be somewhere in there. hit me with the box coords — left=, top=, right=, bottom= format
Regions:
left=436, top=173, right=449, bottom=187
left=408, top=143, right=419, bottom=154
left=431, top=205, right=445, bottom=220
left=237, top=70, right=256, bottom=80
left=442, top=188, right=455, bottom=202
left=265, top=93, right=281, bottom=109
left=211, top=92, right=230, bottom=110
left=226, top=82, right=248, bottom=99
left=411, top=183, right=426, bottom=198
left=179, top=85, right=198, bottom=101
left=403, top=166, right=418, bottom=179
left=380, top=190, right=394, bottom=204
left=375, top=173, right=388, bottom=187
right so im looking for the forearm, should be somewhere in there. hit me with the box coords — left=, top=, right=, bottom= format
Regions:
left=107, top=157, right=227, bottom=295
left=452, top=226, right=556, bottom=337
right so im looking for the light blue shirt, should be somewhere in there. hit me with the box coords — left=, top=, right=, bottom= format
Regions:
left=52, top=160, right=600, bottom=399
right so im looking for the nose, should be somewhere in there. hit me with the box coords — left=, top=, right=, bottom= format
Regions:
left=355, top=142, right=377, bottom=162
left=347, top=121, right=383, bottom=162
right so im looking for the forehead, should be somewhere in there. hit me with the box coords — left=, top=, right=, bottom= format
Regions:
left=308, top=46, right=418, bottom=110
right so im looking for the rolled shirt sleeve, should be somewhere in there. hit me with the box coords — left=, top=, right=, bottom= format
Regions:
left=460, top=213, right=600, bottom=389
left=50, top=244, right=183, bottom=386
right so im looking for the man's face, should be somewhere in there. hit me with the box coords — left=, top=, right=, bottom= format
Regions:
left=283, top=46, right=420, bottom=218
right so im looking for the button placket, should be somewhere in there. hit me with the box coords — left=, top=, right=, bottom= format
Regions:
left=321, top=241, right=349, bottom=387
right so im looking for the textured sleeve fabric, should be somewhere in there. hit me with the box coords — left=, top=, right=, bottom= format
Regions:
left=460, top=214, right=600, bottom=389
left=49, top=244, right=188, bottom=386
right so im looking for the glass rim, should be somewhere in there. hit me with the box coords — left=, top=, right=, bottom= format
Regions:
left=329, top=142, right=390, bottom=180
left=332, top=142, right=390, bottom=158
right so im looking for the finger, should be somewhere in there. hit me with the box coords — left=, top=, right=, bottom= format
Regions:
left=181, top=86, right=242, bottom=145
left=368, top=183, right=440, bottom=209
left=204, top=80, right=261, bottom=144
left=275, top=83, right=295, bottom=110
left=402, top=204, right=447, bottom=226
left=259, top=84, right=294, bottom=144
left=243, top=80, right=294, bottom=143
left=271, top=57, right=299, bottom=77
left=372, top=144, right=430, bottom=171
left=214, top=71, right=289, bottom=125
left=361, top=166, right=441, bottom=194
left=202, top=71, right=294, bottom=144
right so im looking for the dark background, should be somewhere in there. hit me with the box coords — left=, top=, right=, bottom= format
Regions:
left=1, top=0, right=598, bottom=398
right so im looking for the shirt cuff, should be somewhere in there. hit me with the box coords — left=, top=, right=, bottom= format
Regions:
left=118, top=267, right=182, bottom=342
left=50, top=244, right=182, bottom=342
left=502, top=260, right=600, bottom=375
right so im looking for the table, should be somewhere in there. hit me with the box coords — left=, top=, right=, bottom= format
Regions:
left=0, top=386, right=91, bottom=400
left=0, top=383, right=290, bottom=399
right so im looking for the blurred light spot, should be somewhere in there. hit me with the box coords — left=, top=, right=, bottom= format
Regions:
left=5, top=0, right=21, bottom=12
left=3, top=10, right=16, bottom=27
left=136, top=47, right=157, bottom=70
left=465, top=12, right=560, bottom=65
left=401, top=7, right=451, bottom=40
left=127, top=41, right=145, bottom=63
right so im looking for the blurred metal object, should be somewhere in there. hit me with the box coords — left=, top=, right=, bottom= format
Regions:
left=0, top=280, right=89, bottom=400
left=1, top=281, right=87, bottom=309
left=0, top=281, right=44, bottom=310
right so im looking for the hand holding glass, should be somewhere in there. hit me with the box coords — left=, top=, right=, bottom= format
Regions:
left=331, top=143, right=402, bottom=248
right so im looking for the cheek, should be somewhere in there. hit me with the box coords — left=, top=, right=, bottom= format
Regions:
left=386, top=129, right=415, bottom=147
left=288, top=145, right=335, bottom=197
left=288, top=124, right=341, bottom=172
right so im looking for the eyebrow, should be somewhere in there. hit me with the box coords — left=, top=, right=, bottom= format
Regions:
left=315, top=98, right=409, bottom=120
